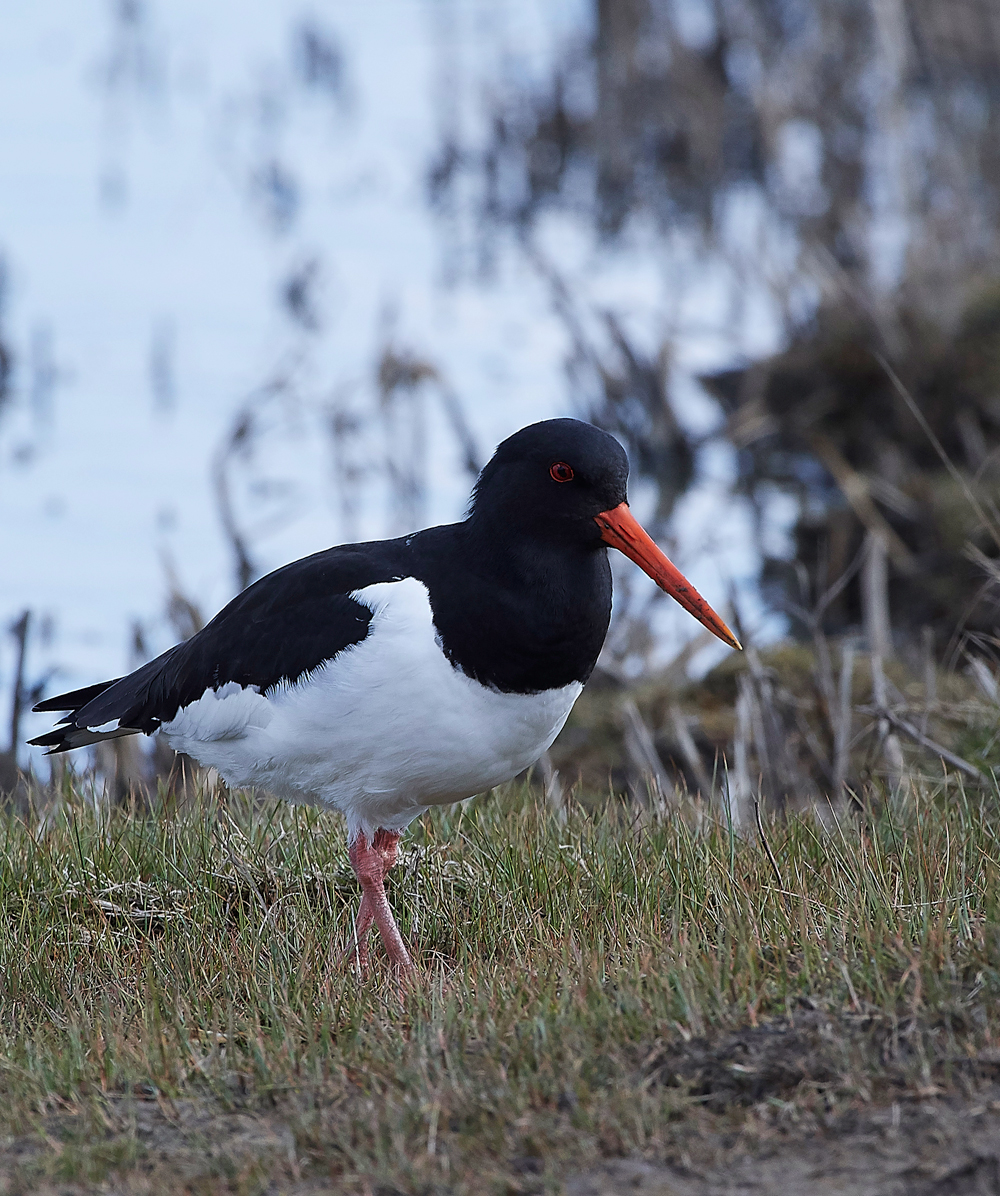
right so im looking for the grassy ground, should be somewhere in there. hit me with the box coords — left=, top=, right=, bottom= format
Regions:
left=2, top=778, right=1000, bottom=1194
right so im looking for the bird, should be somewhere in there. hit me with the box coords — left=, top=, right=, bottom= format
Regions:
left=31, top=418, right=740, bottom=972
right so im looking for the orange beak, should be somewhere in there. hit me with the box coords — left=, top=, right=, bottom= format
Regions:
left=595, top=502, right=742, bottom=651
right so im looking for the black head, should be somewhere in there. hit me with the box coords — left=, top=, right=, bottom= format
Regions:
left=464, top=417, right=742, bottom=652
left=469, top=418, right=629, bottom=545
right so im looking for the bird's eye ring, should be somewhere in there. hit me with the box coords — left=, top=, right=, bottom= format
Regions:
left=549, top=462, right=574, bottom=482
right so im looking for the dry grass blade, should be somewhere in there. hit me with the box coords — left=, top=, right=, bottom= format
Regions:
left=871, top=708, right=987, bottom=781
left=1, top=774, right=999, bottom=1190
left=875, top=351, right=1000, bottom=553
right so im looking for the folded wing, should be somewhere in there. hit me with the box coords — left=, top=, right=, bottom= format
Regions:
left=30, top=542, right=407, bottom=753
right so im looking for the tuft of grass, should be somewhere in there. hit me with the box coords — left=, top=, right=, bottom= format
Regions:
left=2, top=779, right=1000, bottom=1192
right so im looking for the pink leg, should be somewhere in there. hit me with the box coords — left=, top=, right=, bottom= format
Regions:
left=347, top=829, right=414, bottom=972
left=340, top=889, right=376, bottom=973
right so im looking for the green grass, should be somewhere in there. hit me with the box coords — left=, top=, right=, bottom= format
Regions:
left=2, top=779, right=1000, bottom=1192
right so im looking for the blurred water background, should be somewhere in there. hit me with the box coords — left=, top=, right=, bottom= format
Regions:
left=3, top=0, right=1000, bottom=798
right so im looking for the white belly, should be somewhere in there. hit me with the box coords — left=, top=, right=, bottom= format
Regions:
left=161, top=578, right=582, bottom=838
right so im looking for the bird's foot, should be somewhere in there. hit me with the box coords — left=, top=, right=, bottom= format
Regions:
left=347, top=830, right=416, bottom=976
left=337, top=890, right=375, bottom=976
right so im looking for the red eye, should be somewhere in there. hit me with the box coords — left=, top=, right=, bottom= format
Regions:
left=549, top=462, right=574, bottom=482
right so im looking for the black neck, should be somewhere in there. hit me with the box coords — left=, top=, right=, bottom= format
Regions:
left=410, top=518, right=613, bottom=694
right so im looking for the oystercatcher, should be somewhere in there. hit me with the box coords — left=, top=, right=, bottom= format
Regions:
left=31, top=419, right=739, bottom=971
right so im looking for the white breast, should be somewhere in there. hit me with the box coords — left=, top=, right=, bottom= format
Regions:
left=161, top=577, right=582, bottom=839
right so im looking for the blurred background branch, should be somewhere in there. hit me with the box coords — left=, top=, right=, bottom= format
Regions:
left=4, top=0, right=1000, bottom=814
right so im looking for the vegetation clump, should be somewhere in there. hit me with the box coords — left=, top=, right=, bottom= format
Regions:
left=2, top=779, right=1000, bottom=1192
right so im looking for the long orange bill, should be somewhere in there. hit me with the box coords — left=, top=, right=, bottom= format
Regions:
left=595, top=502, right=742, bottom=651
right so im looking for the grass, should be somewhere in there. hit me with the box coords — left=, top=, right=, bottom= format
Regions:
left=2, top=777, right=1000, bottom=1193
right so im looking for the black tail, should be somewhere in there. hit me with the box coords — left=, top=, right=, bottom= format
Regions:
left=29, top=652, right=177, bottom=754
left=33, top=680, right=118, bottom=714
left=29, top=677, right=140, bottom=753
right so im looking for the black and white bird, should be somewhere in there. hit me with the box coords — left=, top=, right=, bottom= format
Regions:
left=31, top=419, right=739, bottom=971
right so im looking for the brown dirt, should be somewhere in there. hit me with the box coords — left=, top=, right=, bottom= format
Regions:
left=568, top=1096, right=1000, bottom=1195
left=567, top=1008, right=1000, bottom=1196
left=10, top=1094, right=1000, bottom=1196
left=5, top=1009, right=1000, bottom=1194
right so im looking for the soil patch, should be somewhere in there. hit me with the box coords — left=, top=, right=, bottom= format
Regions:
left=5, top=1009, right=1000, bottom=1194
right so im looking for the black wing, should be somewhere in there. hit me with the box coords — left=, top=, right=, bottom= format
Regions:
left=30, top=541, right=408, bottom=753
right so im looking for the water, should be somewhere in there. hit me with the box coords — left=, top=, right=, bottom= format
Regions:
left=0, top=0, right=781, bottom=765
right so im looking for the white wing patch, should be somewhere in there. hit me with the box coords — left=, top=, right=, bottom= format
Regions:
left=88, top=719, right=122, bottom=734
left=63, top=724, right=141, bottom=749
